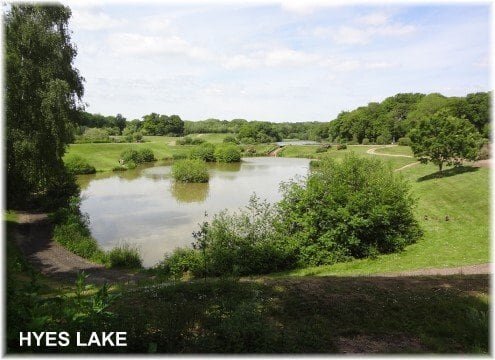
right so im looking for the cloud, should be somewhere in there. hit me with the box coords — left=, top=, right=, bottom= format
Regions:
left=357, top=11, right=390, bottom=26
left=71, top=7, right=127, bottom=31
left=264, top=48, right=320, bottom=66
left=331, top=26, right=370, bottom=45
left=106, top=33, right=212, bottom=60
left=314, top=11, right=416, bottom=45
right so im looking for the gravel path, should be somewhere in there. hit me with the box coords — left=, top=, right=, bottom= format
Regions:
left=13, top=212, right=145, bottom=284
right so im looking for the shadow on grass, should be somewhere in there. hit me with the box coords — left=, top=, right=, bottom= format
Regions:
left=417, top=166, right=479, bottom=182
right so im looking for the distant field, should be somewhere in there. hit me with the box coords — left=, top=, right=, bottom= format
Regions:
left=65, top=134, right=231, bottom=171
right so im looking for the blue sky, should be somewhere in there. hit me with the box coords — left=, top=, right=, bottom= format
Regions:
left=66, top=1, right=491, bottom=122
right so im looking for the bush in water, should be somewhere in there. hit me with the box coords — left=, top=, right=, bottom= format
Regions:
left=214, top=144, right=241, bottom=163
left=189, top=143, right=216, bottom=162
left=172, top=159, right=209, bottom=183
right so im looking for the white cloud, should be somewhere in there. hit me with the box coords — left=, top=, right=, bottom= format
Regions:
left=140, top=15, right=172, bottom=32
left=357, top=12, right=390, bottom=26
left=71, top=7, right=127, bottom=31
left=264, top=48, right=320, bottom=66
left=314, top=11, right=416, bottom=45
left=106, top=33, right=212, bottom=60
left=332, top=26, right=370, bottom=45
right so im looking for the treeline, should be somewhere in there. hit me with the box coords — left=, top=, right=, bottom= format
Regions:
left=327, top=92, right=490, bottom=144
left=77, top=91, right=490, bottom=145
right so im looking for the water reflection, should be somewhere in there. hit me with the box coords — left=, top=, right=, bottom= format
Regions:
left=170, top=182, right=210, bottom=203
left=78, top=157, right=310, bottom=267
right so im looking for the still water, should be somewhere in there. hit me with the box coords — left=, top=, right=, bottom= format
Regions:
left=78, top=157, right=310, bottom=267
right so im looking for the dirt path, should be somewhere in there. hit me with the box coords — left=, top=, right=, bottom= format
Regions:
left=268, top=146, right=284, bottom=157
left=366, top=145, right=414, bottom=158
left=13, top=213, right=145, bottom=284
left=376, top=263, right=490, bottom=277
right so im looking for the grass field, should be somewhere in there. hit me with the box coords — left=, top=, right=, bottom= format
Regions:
left=65, top=134, right=230, bottom=171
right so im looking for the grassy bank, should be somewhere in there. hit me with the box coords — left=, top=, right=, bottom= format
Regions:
left=278, top=161, right=489, bottom=277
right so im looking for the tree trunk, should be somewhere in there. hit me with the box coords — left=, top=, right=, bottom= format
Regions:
left=439, top=162, right=443, bottom=173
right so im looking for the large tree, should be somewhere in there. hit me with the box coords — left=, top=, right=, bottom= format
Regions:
left=409, top=110, right=482, bottom=172
left=6, top=4, right=84, bottom=207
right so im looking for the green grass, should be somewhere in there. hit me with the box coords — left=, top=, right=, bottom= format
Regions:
left=279, top=162, right=488, bottom=277
left=375, top=146, right=414, bottom=156
left=65, top=134, right=231, bottom=171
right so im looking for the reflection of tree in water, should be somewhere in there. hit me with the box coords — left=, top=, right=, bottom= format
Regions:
left=170, top=182, right=210, bottom=203
left=209, top=162, right=241, bottom=172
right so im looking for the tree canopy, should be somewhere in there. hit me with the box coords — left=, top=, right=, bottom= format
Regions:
left=409, top=110, right=482, bottom=172
left=6, top=4, right=84, bottom=208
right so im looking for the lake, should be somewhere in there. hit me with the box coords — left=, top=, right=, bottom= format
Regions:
left=78, top=157, right=310, bottom=267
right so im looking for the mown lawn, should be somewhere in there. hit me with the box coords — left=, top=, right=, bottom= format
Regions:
left=65, top=134, right=230, bottom=171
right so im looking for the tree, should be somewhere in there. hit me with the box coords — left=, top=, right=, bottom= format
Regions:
left=6, top=4, right=84, bottom=208
left=409, top=110, right=482, bottom=172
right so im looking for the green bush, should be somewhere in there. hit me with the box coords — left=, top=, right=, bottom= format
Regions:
left=375, top=135, right=388, bottom=145
left=397, top=137, right=412, bottom=146
left=362, top=138, right=370, bottom=145
left=477, top=143, right=490, bottom=160
left=77, top=128, right=110, bottom=143
left=336, top=143, right=347, bottom=150
left=161, top=196, right=296, bottom=277
left=51, top=202, right=106, bottom=262
left=177, top=136, right=205, bottom=145
left=138, top=148, right=156, bottom=162
left=214, top=144, right=242, bottom=163
left=223, top=135, right=239, bottom=144
left=105, top=245, right=142, bottom=269
left=278, top=154, right=422, bottom=266
left=159, top=248, right=203, bottom=279
left=172, top=159, right=209, bottom=183
left=120, top=148, right=156, bottom=164
left=65, top=155, right=96, bottom=174
left=315, top=145, right=330, bottom=153
left=172, top=152, right=188, bottom=160
left=112, top=165, right=127, bottom=171
left=189, top=143, right=216, bottom=162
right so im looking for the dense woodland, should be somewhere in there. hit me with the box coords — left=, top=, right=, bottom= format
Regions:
left=78, top=91, right=490, bottom=145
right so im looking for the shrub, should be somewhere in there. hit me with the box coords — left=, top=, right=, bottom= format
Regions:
left=77, top=128, right=110, bottom=143
left=397, top=137, right=412, bottom=146
left=315, top=145, right=330, bottom=153
left=214, top=144, right=242, bottom=163
left=172, top=152, right=188, bottom=160
left=126, top=160, right=137, bottom=170
left=105, top=245, right=142, bottom=269
left=112, top=165, right=127, bottom=171
left=223, top=135, right=239, bottom=144
left=375, top=135, right=388, bottom=145
left=138, top=148, right=156, bottom=162
left=336, top=143, right=347, bottom=150
left=65, top=155, right=96, bottom=174
left=477, top=142, right=490, bottom=160
left=244, top=146, right=257, bottom=155
left=172, top=159, right=209, bottom=183
left=161, top=196, right=296, bottom=278
left=189, top=143, right=216, bottom=162
left=120, top=148, right=156, bottom=164
left=51, top=201, right=106, bottom=262
left=278, top=154, right=422, bottom=267
left=362, top=138, right=370, bottom=145
left=159, top=248, right=204, bottom=280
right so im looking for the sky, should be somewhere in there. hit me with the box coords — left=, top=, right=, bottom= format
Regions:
left=64, top=1, right=491, bottom=122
